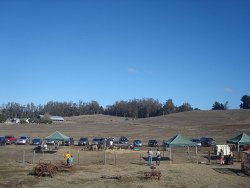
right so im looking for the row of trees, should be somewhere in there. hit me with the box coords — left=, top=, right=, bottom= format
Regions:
left=0, top=99, right=194, bottom=121
left=0, top=101, right=103, bottom=122
left=104, top=99, right=194, bottom=118
left=0, top=95, right=249, bottom=122
left=211, top=95, right=250, bottom=110
left=43, top=100, right=103, bottom=116
left=211, top=101, right=229, bottom=110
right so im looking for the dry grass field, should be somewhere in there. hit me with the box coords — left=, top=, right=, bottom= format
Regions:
left=0, top=110, right=250, bottom=187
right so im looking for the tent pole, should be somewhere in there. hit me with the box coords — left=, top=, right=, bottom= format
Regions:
left=196, top=146, right=197, bottom=163
left=69, top=142, right=70, bottom=152
left=170, top=146, right=172, bottom=164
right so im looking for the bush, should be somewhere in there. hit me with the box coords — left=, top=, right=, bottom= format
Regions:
left=41, top=119, right=53, bottom=124
left=20, top=119, right=27, bottom=124
left=0, top=113, right=6, bottom=123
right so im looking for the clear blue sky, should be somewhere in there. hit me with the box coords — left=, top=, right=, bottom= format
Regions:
left=0, top=0, right=249, bottom=110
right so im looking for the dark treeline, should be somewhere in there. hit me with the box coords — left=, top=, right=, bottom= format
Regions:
left=105, top=99, right=194, bottom=118
left=0, top=98, right=194, bottom=120
left=0, top=95, right=249, bottom=121
left=0, top=101, right=103, bottom=119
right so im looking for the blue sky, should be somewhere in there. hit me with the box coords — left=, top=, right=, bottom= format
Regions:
left=0, top=0, right=249, bottom=110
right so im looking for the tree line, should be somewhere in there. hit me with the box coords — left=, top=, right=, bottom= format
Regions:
left=105, top=99, right=194, bottom=118
left=211, top=95, right=250, bottom=110
left=0, top=101, right=103, bottom=122
left=0, top=95, right=250, bottom=122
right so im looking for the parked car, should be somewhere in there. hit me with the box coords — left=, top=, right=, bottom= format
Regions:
left=113, top=140, right=131, bottom=149
left=45, top=140, right=55, bottom=145
left=133, top=139, right=142, bottom=147
left=64, top=137, right=74, bottom=146
left=92, top=138, right=104, bottom=145
left=16, top=136, right=30, bottom=145
left=31, top=138, right=43, bottom=145
left=119, top=136, right=129, bottom=144
left=200, top=137, right=216, bottom=147
left=148, top=139, right=158, bottom=147
left=191, top=138, right=202, bottom=147
left=0, top=136, right=6, bottom=146
left=78, top=137, right=89, bottom=146
left=5, top=135, right=17, bottom=145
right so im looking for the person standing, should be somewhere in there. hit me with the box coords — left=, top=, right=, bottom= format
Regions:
left=65, top=151, right=70, bottom=166
left=156, top=149, right=161, bottom=166
left=69, top=155, right=73, bottom=167
left=147, top=148, right=153, bottom=166
left=219, top=149, right=224, bottom=165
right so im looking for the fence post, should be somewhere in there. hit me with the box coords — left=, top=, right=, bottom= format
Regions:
left=104, top=150, right=106, bottom=165
left=33, top=150, right=36, bottom=164
left=114, top=152, right=117, bottom=166
left=22, top=150, right=25, bottom=164
left=208, top=151, right=211, bottom=163
left=240, top=151, right=243, bottom=162
left=78, top=149, right=80, bottom=165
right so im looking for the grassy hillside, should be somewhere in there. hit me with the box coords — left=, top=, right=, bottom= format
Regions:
left=65, top=109, right=250, bottom=126
left=1, top=109, right=249, bottom=144
left=63, top=109, right=250, bottom=143
left=136, top=109, right=250, bottom=127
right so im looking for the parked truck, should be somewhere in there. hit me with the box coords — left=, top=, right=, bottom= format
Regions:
left=5, top=135, right=17, bottom=144
left=214, top=144, right=231, bottom=156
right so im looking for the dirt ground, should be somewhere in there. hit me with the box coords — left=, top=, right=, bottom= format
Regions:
left=0, top=110, right=250, bottom=187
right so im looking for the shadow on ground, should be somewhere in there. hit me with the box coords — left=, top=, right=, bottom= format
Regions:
left=212, top=168, right=248, bottom=177
left=142, top=157, right=170, bottom=161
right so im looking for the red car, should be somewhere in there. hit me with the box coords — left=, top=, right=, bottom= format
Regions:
left=5, top=135, right=17, bottom=144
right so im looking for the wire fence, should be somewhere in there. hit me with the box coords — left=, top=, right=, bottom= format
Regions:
left=13, top=146, right=201, bottom=166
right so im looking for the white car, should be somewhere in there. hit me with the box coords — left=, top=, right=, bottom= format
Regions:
left=45, top=140, right=55, bottom=145
left=16, top=136, right=30, bottom=145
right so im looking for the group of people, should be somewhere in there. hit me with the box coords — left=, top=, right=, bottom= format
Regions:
left=147, top=148, right=161, bottom=166
left=219, top=149, right=234, bottom=165
left=65, top=151, right=73, bottom=167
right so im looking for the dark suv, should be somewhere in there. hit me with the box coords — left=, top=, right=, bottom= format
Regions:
left=31, top=138, right=43, bottom=145
left=119, top=136, right=129, bottom=144
left=133, top=139, right=142, bottom=147
left=148, top=139, right=158, bottom=147
left=92, top=138, right=105, bottom=146
left=200, top=137, right=216, bottom=147
left=0, top=136, right=6, bottom=146
left=78, top=137, right=89, bottom=146
left=63, top=137, right=74, bottom=146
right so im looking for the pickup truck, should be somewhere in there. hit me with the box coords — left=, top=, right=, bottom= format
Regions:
left=5, top=135, right=17, bottom=144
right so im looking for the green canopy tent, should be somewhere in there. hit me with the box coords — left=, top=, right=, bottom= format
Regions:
left=44, top=131, right=70, bottom=142
left=227, top=133, right=250, bottom=152
left=164, top=134, right=197, bottom=164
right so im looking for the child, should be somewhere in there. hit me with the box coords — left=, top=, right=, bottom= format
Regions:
left=69, top=155, right=73, bottom=167
left=65, top=151, right=70, bottom=166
